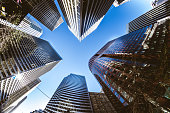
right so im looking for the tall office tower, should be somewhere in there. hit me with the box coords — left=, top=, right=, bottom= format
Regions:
left=1, top=0, right=63, bottom=31
left=89, top=92, right=117, bottom=113
left=113, top=0, right=129, bottom=7
left=0, top=23, right=62, bottom=81
left=0, top=16, right=43, bottom=37
left=44, top=74, right=92, bottom=113
left=89, top=18, right=170, bottom=113
left=2, top=78, right=41, bottom=112
left=57, top=0, right=115, bottom=41
left=0, top=23, right=62, bottom=110
left=3, top=96, right=27, bottom=113
left=30, top=0, right=63, bottom=31
left=127, top=0, right=170, bottom=33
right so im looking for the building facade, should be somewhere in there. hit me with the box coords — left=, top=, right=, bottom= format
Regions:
left=44, top=74, right=92, bottom=113
left=30, top=0, right=63, bottom=31
left=57, top=0, right=116, bottom=41
left=0, top=23, right=62, bottom=81
left=1, top=0, right=63, bottom=31
left=1, top=79, right=41, bottom=112
left=89, top=92, right=117, bottom=113
left=0, top=22, right=62, bottom=110
left=127, top=0, right=170, bottom=33
left=3, top=96, right=27, bottom=113
left=0, top=16, right=43, bottom=37
left=89, top=18, right=170, bottom=113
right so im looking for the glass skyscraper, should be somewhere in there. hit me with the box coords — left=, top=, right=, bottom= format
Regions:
left=127, top=0, right=170, bottom=33
left=0, top=23, right=62, bottom=81
left=44, top=74, right=92, bottom=113
left=0, top=0, right=63, bottom=111
left=0, top=21, right=62, bottom=111
left=57, top=0, right=117, bottom=41
left=89, top=18, right=169, bottom=113
left=30, top=0, right=63, bottom=31
left=1, top=79, right=41, bottom=112
left=1, top=0, right=63, bottom=31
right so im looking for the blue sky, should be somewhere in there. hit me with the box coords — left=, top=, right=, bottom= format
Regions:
left=13, top=0, right=153, bottom=112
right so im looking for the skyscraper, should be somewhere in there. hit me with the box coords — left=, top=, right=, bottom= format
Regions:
left=0, top=23, right=62, bottom=81
left=44, top=74, right=92, bottom=113
left=1, top=0, right=63, bottom=31
left=57, top=0, right=116, bottom=41
left=89, top=18, right=170, bottom=113
left=127, top=0, right=170, bottom=33
left=1, top=79, right=41, bottom=112
left=0, top=21, right=62, bottom=111
left=30, top=0, right=63, bottom=31
left=3, top=96, right=27, bottom=113
left=89, top=92, right=117, bottom=113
